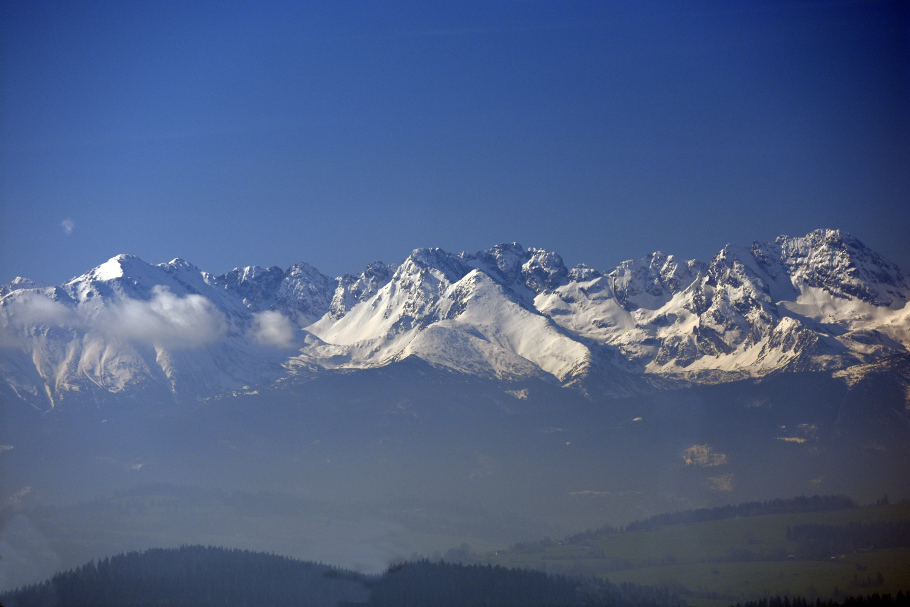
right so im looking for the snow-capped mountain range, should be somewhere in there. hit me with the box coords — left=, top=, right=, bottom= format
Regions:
left=2, top=229, right=909, bottom=407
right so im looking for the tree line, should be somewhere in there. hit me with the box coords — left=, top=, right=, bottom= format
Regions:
left=510, top=495, right=858, bottom=554
left=732, top=593, right=910, bottom=607
left=786, top=520, right=910, bottom=558
left=624, top=495, right=856, bottom=532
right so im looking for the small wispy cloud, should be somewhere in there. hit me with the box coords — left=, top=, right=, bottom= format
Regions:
left=248, top=310, right=297, bottom=348
left=4, top=293, right=80, bottom=328
left=61, top=218, right=75, bottom=235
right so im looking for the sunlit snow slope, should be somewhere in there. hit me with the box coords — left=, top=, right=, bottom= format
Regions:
left=2, top=229, right=908, bottom=407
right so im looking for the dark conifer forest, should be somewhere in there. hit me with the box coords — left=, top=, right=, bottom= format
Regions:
left=731, top=594, right=910, bottom=607
left=0, top=546, right=369, bottom=607
left=0, top=545, right=682, bottom=607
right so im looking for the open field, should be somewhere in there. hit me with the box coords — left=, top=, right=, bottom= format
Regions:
left=605, top=548, right=910, bottom=604
left=480, top=503, right=910, bottom=604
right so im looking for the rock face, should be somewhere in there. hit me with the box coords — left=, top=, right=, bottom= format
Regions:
left=1, top=229, right=908, bottom=407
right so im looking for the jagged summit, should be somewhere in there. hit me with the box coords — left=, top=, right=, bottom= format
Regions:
left=773, top=229, right=909, bottom=307
left=0, top=276, right=48, bottom=294
left=73, top=253, right=144, bottom=281
left=1, top=230, right=908, bottom=407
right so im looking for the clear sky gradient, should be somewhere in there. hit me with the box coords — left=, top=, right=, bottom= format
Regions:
left=2, top=1, right=908, bottom=285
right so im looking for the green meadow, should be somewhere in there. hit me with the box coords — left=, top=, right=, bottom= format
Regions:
left=480, top=503, right=910, bottom=605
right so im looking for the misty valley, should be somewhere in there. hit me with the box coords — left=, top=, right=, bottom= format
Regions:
left=2, top=363, right=909, bottom=605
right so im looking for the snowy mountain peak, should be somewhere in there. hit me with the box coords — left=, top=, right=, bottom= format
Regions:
left=211, top=265, right=286, bottom=312
left=480, top=242, right=527, bottom=271
left=567, top=264, right=601, bottom=282
left=0, top=277, right=50, bottom=297
left=272, top=263, right=335, bottom=323
left=521, top=248, right=569, bottom=293
left=80, top=253, right=144, bottom=281
left=164, top=258, right=199, bottom=272
left=329, top=262, right=395, bottom=320
left=610, top=251, right=705, bottom=311
left=462, top=243, right=528, bottom=291
left=772, top=229, right=909, bottom=307
left=403, top=247, right=472, bottom=285
left=2, top=229, right=908, bottom=407
left=16, top=276, right=46, bottom=288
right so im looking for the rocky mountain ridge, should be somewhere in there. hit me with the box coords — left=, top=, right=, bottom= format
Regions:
left=1, top=229, right=908, bottom=407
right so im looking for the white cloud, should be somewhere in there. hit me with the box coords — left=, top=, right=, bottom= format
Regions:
left=248, top=310, right=296, bottom=348
left=2, top=286, right=227, bottom=350
left=4, top=293, right=80, bottom=328
left=99, top=286, right=227, bottom=349
left=61, top=218, right=75, bottom=235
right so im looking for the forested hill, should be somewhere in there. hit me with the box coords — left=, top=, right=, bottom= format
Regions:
left=0, top=546, right=370, bottom=607
left=0, top=545, right=684, bottom=607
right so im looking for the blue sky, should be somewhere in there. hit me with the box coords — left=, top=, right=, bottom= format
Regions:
left=2, top=1, right=908, bottom=285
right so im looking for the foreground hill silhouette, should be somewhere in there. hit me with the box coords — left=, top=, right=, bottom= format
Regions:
left=0, top=545, right=679, bottom=607
left=0, top=546, right=368, bottom=607
left=3, top=545, right=908, bottom=607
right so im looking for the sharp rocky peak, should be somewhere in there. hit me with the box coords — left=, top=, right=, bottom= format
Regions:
left=521, top=248, right=569, bottom=293
left=164, top=258, right=198, bottom=270
left=329, top=262, right=396, bottom=319
left=456, top=243, right=569, bottom=295
left=610, top=251, right=706, bottom=311
left=568, top=264, right=601, bottom=282
left=211, top=265, right=287, bottom=311
left=0, top=277, right=51, bottom=298
left=773, top=229, right=909, bottom=306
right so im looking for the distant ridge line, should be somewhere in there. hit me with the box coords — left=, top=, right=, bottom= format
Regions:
left=623, top=495, right=857, bottom=532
